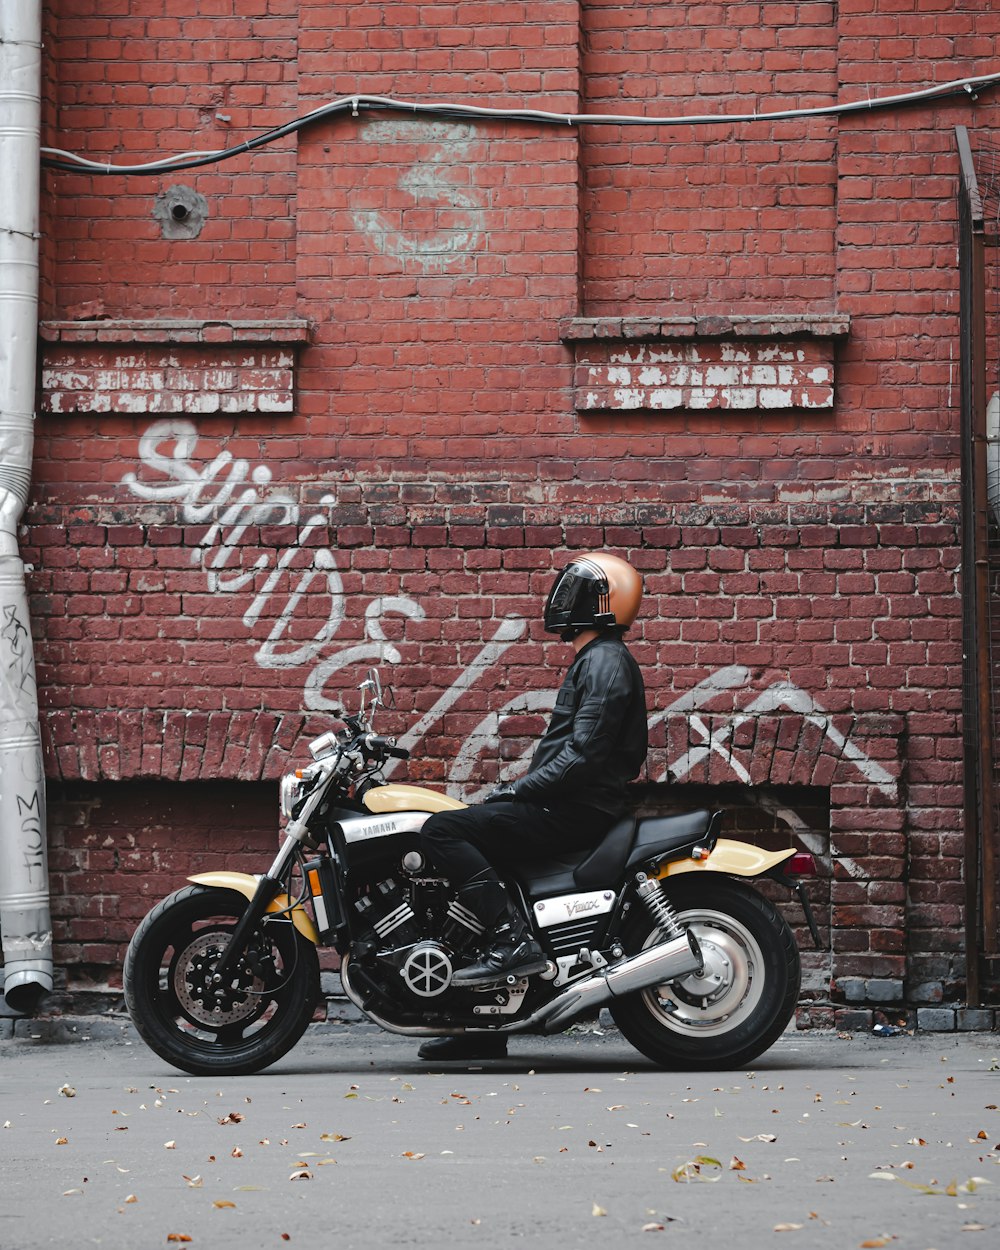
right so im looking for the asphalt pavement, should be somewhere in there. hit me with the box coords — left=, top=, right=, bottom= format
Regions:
left=1, top=1018, right=998, bottom=1250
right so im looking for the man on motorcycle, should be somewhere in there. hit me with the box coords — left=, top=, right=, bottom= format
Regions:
left=418, top=552, right=648, bottom=1061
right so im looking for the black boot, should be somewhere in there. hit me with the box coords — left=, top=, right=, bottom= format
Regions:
left=417, top=1034, right=508, bottom=1061
left=450, top=869, right=548, bottom=988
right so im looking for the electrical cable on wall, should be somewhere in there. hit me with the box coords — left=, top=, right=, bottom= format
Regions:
left=39, top=70, right=1000, bottom=176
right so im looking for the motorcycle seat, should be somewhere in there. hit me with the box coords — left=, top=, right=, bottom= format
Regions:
left=508, top=808, right=715, bottom=901
left=509, top=817, right=635, bottom=899
left=625, top=808, right=715, bottom=872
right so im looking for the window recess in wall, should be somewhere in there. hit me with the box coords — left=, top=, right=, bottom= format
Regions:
left=561, top=314, right=850, bottom=415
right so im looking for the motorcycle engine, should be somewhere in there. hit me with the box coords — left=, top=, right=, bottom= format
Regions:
left=353, top=866, right=486, bottom=1001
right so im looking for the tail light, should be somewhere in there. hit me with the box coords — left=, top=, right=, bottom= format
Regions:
left=784, top=852, right=817, bottom=876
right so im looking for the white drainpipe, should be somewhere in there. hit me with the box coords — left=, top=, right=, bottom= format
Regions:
left=0, top=0, right=50, bottom=1013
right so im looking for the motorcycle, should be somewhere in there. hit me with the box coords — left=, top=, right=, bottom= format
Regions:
left=124, top=669, right=820, bottom=1075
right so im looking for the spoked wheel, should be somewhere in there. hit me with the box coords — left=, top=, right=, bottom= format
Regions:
left=124, top=885, right=320, bottom=1076
left=609, top=877, right=800, bottom=1070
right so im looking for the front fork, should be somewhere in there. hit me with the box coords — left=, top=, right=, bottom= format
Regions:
left=212, top=833, right=304, bottom=981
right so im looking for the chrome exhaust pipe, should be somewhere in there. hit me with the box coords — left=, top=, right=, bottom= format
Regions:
left=533, top=929, right=703, bottom=1034
left=340, top=931, right=703, bottom=1039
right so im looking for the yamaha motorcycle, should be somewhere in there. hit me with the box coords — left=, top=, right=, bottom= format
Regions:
left=124, top=670, right=819, bottom=1075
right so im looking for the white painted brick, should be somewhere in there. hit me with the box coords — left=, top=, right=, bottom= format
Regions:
left=648, top=387, right=684, bottom=408
left=759, top=388, right=794, bottom=408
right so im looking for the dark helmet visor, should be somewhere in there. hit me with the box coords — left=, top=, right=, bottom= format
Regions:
left=544, top=562, right=613, bottom=634
left=543, top=567, right=581, bottom=632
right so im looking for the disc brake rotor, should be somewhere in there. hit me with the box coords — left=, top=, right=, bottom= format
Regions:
left=172, top=929, right=268, bottom=1027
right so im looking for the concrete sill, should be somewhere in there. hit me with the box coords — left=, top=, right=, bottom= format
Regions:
left=560, top=312, right=851, bottom=343
left=39, top=318, right=312, bottom=346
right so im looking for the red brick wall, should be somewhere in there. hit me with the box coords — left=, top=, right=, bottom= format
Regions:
left=43, top=0, right=298, bottom=320
left=580, top=0, right=839, bottom=311
left=20, top=0, right=1000, bottom=1014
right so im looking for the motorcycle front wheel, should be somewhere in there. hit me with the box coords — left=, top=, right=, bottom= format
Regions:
left=124, top=884, right=320, bottom=1076
left=609, top=876, right=800, bottom=1070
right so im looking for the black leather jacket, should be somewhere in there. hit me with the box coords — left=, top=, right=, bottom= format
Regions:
left=512, top=634, right=648, bottom=815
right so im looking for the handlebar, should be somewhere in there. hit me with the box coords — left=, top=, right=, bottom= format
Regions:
left=364, top=733, right=410, bottom=761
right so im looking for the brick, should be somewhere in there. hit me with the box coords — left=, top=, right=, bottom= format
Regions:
left=956, top=1008, right=995, bottom=1032
left=834, top=1009, right=874, bottom=1032
left=916, top=1008, right=956, bottom=1033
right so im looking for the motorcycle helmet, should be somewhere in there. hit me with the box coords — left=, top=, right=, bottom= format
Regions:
left=543, top=552, right=643, bottom=640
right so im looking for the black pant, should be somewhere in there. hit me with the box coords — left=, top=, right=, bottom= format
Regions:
left=420, top=799, right=616, bottom=888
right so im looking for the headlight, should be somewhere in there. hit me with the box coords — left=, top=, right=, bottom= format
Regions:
left=309, top=731, right=340, bottom=761
left=280, top=773, right=304, bottom=819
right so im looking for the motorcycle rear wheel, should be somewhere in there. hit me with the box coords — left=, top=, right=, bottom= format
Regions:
left=609, top=877, right=800, bottom=1070
left=124, top=884, right=320, bottom=1076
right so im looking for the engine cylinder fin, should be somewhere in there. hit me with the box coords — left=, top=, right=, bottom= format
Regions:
left=374, top=902, right=416, bottom=938
left=445, top=899, right=485, bottom=936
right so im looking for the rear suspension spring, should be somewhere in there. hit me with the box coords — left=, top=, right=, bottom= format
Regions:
left=634, top=873, right=685, bottom=941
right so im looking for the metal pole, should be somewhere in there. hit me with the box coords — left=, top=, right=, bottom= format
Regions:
left=0, top=0, right=50, bottom=1013
left=956, top=126, right=997, bottom=1007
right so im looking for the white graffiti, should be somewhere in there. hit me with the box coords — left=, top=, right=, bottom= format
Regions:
left=121, top=420, right=523, bottom=736
left=122, top=422, right=899, bottom=814
left=123, top=421, right=349, bottom=684
left=448, top=661, right=897, bottom=810
left=350, top=120, right=485, bottom=272
left=650, top=664, right=897, bottom=798
left=449, top=685, right=554, bottom=802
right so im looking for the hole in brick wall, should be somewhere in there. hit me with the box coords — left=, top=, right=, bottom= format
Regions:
left=633, top=780, right=829, bottom=848
left=152, top=184, right=209, bottom=240
left=42, top=781, right=278, bottom=995
left=33, top=777, right=834, bottom=1005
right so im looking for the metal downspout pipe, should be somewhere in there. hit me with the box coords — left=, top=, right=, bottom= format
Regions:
left=0, top=0, right=50, bottom=1014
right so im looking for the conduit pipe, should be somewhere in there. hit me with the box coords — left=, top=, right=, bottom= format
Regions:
left=0, top=0, right=50, bottom=1014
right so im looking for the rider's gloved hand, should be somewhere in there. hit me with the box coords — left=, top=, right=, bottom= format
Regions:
left=483, top=785, right=518, bottom=804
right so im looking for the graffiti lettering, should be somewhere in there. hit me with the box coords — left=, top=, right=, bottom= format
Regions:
left=0, top=603, right=35, bottom=695
left=122, top=423, right=518, bottom=741
left=124, top=421, right=354, bottom=675
left=350, top=120, right=485, bottom=273
left=123, top=424, right=899, bottom=805
left=16, top=790, right=45, bottom=887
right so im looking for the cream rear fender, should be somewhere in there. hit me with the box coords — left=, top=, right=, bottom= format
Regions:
left=187, top=872, right=320, bottom=944
left=363, top=784, right=467, bottom=815
left=655, top=839, right=796, bottom=880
